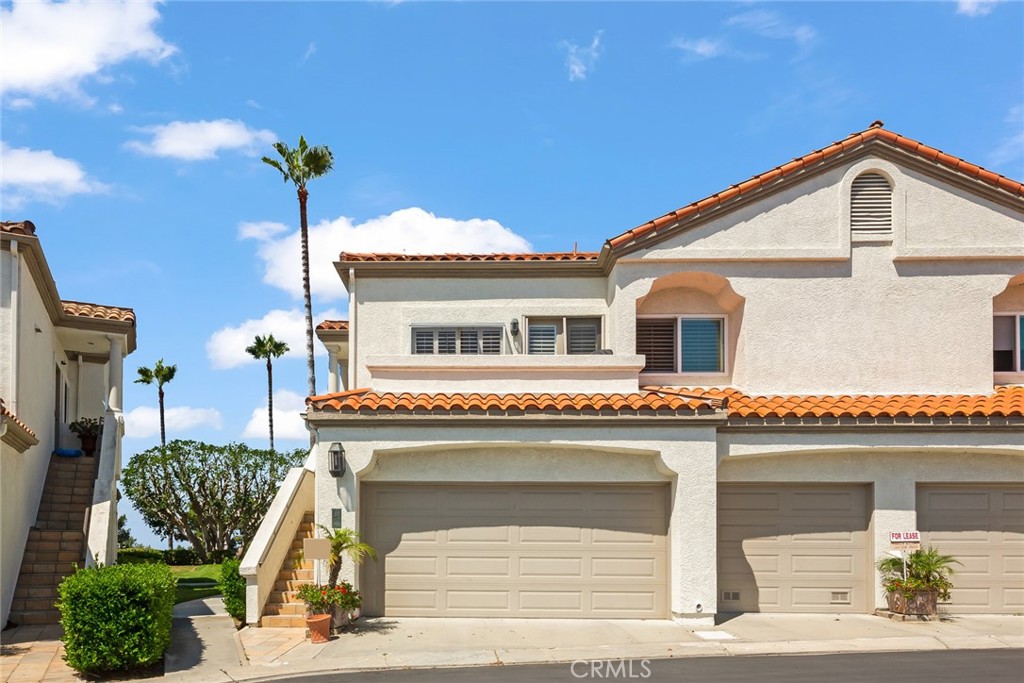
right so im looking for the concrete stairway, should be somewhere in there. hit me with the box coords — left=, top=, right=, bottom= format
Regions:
left=9, top=454, right=97, bottom=626
left=260, top=512, right=315, bottom=627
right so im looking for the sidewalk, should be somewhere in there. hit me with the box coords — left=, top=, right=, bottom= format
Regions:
left=3, top=604, right=1022, bottom=683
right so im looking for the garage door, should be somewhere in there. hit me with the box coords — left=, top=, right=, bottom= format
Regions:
left=360, top=484, right=669, bottom=618
left=718, top=484, right=870, bottom=613
left=918, top=485, right=1024, bottom=613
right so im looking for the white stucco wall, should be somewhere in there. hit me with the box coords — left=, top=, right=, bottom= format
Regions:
left=313, top=422, right=721, bottom=622
left=1, top=256, right=59, bottom=626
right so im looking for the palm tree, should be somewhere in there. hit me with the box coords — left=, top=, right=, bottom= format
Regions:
left=134, top=359, right=177, bottom=447
left=245, top=334, right=289, bottom=451
left=134, top=358, right=177, bottom=549
left=262, top=136, right=334, bottom=406
left=316, top=525, right=377, bottom=588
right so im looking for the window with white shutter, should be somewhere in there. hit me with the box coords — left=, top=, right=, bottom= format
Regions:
left=851, top=172, right=892, bottom=234
left=528, top=324, right=557, bottom=355
left=525, top=317, right=603, bottom=355
left=994, top=314, right=1022, bottom=372
left=680, top=318, right=723, bottom=373
left=411, top=326, right=503, bottom=355
left=567, top=321, right=600, bottom=355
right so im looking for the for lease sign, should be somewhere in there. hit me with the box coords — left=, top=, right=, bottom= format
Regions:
left=890, top=531, right=921, bottom=543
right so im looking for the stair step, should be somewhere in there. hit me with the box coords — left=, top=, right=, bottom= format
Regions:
left=262, top=602, right=306, bottom=616
left=13, top=585, right=57, bottom=599
left=266, top=590, right=304, bottom=604
left=261, top=614, right=307, bottom=628
left=273, top=579, right=313, bottom=592
left=277, top=569, right=313, bottom=581
left=8, top=610, right=61, bottom=626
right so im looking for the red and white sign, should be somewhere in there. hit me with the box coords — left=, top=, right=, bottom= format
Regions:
left=890, top=531, right=921, bottom=543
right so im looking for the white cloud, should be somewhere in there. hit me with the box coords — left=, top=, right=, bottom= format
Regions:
left=726, top=10, right=817, bottom=53
left=302, top=42, right=317, bottom=63
left=242, top=389, right=309, bottom=441
left=561, top=31, right=603, bottom=82
left=0, top=142, right=109, bottom=208
left=206, top=307, right=345, bottom=370
left=238, top=221, right=289, bottom=241
left=125, top=119, right=277, bottom=161
left=670, top=37, right=728, bottom=60
left=108, top=103, right=124, bottom=114
left=7, top=98, right=34, bottom=110
left=0, top=0, right=175, bottom=107
left=988, top=105, right=1024, bottom=171
left=241, top=207, right=533, bottom=301
left=956, top=1, right=1002, bottom=17
left=123, top=406, right=222, bottom=439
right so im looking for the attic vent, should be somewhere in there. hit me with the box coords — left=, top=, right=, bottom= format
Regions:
left=850, top=172, right=892, bottom=233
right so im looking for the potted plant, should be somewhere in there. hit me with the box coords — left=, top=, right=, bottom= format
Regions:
left=316, top=526, right=376, bottom=629
left=878, top=546, right=960, bottom=616
left=295, top=583, right=339, bottom=643
left=69, top=417, right=103, bottom=457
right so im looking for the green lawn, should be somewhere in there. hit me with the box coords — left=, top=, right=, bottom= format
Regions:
left=171, top=564, right=222, bottom=604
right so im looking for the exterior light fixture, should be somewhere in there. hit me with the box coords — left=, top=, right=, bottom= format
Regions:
left=510, top=319, right=520, bottom=337
left=328, top=442, right=346, bottom=477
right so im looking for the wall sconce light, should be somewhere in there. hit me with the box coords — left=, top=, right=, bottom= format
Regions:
left=510, top=319, right=520, bottom=337
left=328, top=442, right=346, bottom=477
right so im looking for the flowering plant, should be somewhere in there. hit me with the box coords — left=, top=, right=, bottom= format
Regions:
left=295, top=583, right=342, bottom=615
left=333, top=581, right=362, bottom=612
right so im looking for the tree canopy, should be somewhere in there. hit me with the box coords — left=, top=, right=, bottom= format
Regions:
left=121, top=440, right=305, bottom=562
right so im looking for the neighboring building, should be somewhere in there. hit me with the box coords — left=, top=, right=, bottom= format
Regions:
left=1, top=221, right=136, bottom=626
left=243, top=123, right=1023, bottom=626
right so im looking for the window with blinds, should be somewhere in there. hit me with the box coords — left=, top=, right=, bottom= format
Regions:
left=412, top=327, right=502, bottom=355
left=851, top=172, right=893, bottom=233
left=525, top=317, right=602, bottom=355
left=636, top=319, right=676, bottom=372
left=637, top=316, right=726, bottom=373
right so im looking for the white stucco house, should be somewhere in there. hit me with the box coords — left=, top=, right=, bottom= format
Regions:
left=1, top=221, right=136, bottom=626
left=243, top=122, right=1023, bottom=626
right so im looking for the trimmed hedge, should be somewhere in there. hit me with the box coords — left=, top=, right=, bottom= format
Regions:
left=57, top=563, right=176, bottom=673
left=117, top=547, right=164, bottom=564
left=220, top=558, right=246, bottom=622
left=163, top=547, right=200, bottom=566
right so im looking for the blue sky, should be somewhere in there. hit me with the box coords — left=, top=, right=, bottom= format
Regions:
left=2, top=0, right=1022, bottom=545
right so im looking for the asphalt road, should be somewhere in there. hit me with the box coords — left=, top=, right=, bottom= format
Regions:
left=269, top=649, right=1024, bottom=683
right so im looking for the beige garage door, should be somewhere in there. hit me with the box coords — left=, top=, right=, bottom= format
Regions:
left=718, top=484, right=870, bottom=613
left=918, top=485, right=1024, bottom=613
left=360, top=484, right=669, bottom=618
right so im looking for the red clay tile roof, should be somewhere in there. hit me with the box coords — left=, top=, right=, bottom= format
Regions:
left=307, top=388, right=720, bottom=415
left=316, top=320, right=350, bottom=331
left=608, top=122, right=1024, bottom=250
left=0, top=398, right=36, bottom=438
left=651, top=386, right=1024, bottom=419
left=62, top=300, right=136, bottom=324
left=0, top=221, right=37, bottom=236
left=339, top=252, right=599, bottom=263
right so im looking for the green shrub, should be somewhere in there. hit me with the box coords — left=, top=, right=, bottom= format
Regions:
left=117, top=547, right=164, bottom=564
left=57, top=564, right=176, bottom=674
left=220, top=558, right=246, bottom=622
left=163, top=547, right=200, bottom=566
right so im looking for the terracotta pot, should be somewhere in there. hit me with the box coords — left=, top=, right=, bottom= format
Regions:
left=306, top=613, right=332, bottom=643
left=78, top=434, right=97, bottom=457
left=886, top=590, right=939, bottom=615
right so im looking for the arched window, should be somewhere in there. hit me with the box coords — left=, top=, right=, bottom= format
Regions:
left=850, top=172, right=893, bottom=234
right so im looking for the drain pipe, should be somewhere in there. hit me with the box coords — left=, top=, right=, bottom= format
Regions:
left=9, top=240, right=20, bottom=411
left=347, top=267, right=356, bottom=390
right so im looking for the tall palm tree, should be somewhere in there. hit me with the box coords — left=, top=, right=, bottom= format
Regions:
left=245, top=334, right=289, bottom=451
left=134, top=358, right=177, bottom=549
left=134, top=359, right=177, bottom=447
left=316, top=525, right=377, bottom=588
left=262, top=136, right=334, bottom=406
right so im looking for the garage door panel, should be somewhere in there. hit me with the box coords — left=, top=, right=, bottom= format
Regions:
left=718, top=484, right=869, bottom=613
left=918, top=485, right=1024, bottom=614
left=362, top=484, right=668, bottom=618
